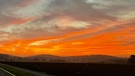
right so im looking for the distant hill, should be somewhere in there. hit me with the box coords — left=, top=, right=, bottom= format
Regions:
left=0, top=54, right=22, bottom=62
left=64, top=55, right=128, bottom=63
left=0, top=54, right=128, bottom=64
left=24, top=54, right=63, bottom=62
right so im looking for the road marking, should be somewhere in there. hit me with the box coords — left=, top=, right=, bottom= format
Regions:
left=0, top=67, right=16, bottom=76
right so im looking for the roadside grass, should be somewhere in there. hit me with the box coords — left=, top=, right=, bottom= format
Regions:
left=0, top=63, right=37, bottom=76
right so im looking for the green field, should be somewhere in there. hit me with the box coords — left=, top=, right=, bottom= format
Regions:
left=0, top=63, right=37, bottom=76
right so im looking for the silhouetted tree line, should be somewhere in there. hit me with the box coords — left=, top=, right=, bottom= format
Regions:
left=128, top=55, right=135, bottom=64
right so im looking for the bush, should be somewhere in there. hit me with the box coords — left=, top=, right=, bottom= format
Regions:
left=128, top=55, right=135, bottom=64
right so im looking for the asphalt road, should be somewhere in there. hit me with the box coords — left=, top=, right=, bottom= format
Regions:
left=0, top=68, right=14, bottom=76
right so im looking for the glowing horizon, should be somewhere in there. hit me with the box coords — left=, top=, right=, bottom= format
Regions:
left=0, top=0, right=135, bottom=57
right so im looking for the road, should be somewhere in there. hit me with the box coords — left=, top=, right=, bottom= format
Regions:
left=0, top=68, right=15, bottom=76
left=0, top=63, right=52, bottom=76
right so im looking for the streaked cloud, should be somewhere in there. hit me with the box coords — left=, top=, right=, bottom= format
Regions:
left=29, top=39, right=60, bottom=46
left=0, top=0, right=135, bottom=57
left=2, top=0, right=54, bottom=19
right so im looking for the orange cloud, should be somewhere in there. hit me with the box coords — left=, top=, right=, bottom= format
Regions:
left=0, top=21, right=135, bottom=57
left=0, top=0, right=135, bottom=58
left=0, top=17, right=134, bottom=57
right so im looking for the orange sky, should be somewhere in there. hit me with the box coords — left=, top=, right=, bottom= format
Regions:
left=0, top=20, right=135, bottom=57
left=0, top=0, right=135, bottom=57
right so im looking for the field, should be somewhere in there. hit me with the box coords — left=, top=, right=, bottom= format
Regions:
left=0, top=63, right=37, bottom=76
left=1, top=62, right=135, bottom=76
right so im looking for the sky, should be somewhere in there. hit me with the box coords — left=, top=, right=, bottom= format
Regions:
left=0, top=0, right=135, bottom=57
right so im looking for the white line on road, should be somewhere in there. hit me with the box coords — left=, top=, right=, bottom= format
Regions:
left=0, top=67, right=16, bottom=76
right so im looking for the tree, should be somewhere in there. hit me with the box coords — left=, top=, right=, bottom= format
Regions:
left=128, top=55, right=135, bottom=64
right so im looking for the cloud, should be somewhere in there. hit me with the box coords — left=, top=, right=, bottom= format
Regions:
left=49, top=16, right=90, bottom=29
left=0, top=0, right=135, bottom=57
left=2, top=0, right=54, bottom=19
left=0, top=15, right=91, bottom=40
left=29, top=39, right=60, bottom=46
left=110, top=10, right=135, bottom=21
left=0, top=32, right=18, bottom=42
left=0, top=0, right=135, bottom=26
left=86, top=0, right=135, bottom=20
left=0, top=0, right=130, bottom=27
left=86, top=0, right=135, bottom=9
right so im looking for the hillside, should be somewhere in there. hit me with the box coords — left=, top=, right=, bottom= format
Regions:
left=0, top=54, right=128, bottom=64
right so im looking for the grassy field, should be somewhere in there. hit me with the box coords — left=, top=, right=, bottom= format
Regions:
left=1, top=62, right=135, bottom=76
left=0, top=63, right=37, bottom=76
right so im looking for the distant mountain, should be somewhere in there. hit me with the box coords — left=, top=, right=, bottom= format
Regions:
left=65, top=55, right=128, bottom=63
left=24, top=54, right=63, bottom=62
left=0, top=54, right=11, bottom=61
left=27, top=54, right=61, bottom=59
left=0, top=54, right=22, bottom=62
left=0, top=54, right=128, bottom=64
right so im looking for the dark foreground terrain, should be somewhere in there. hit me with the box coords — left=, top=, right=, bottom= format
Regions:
left=0, top=62, right=135, bottom=76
